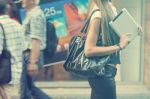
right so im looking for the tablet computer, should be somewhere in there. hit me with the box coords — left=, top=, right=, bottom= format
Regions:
left=109, top=8, right=140, bottom=41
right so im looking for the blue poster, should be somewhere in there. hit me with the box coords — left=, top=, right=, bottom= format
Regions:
left=41, top=1, right=68, bottom=38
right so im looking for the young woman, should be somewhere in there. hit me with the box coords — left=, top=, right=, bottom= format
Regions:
left=84, top=0, right=129, bottom=99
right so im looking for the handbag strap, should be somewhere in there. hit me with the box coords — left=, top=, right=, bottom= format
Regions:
left=0, top=23, right=7, bottom=49
left=81, top=9, right=100, bottom=34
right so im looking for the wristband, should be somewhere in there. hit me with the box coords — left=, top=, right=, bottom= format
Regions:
left=116, top=44, right=122, bottom=50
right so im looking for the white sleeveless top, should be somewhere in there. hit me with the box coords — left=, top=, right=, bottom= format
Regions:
left=90, top=6, right=101, bottom=22
left=90, top=4, right=117, bottom=22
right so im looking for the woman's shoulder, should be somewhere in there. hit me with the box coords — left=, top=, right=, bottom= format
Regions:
left=90, top=9, right=101, bottom=22
left=92, top=10, right=101, bottom=18
left=91, top=5, right=101, bottom=18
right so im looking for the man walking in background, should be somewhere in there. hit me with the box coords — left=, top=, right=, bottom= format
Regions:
left=21, top=0, right=51, bottom=98
left=0, top=0, right=23, bottom=98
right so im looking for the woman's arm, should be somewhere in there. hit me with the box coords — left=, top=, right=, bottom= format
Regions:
left=84, top=18, right=120, bottom=57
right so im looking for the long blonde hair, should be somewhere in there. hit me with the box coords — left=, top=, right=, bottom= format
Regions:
left=87, top=0, right=119, bottom=46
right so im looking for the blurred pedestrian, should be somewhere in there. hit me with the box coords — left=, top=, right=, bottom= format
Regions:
left=0, top=0, right=23, bottom=98
left=20, top=0, right=51, bottom=98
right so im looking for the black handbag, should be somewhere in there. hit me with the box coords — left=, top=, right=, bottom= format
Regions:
left=0, top=23, right=11, bottom=85
left=63, top=9, right=110, bottom=77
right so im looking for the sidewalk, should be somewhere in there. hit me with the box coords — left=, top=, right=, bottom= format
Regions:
left=11, top=81, right=150, bottom=99
left=36, top=81, right=150, bottom=99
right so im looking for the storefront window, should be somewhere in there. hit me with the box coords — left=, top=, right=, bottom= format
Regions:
left=18, top=0, right=143, bottom=83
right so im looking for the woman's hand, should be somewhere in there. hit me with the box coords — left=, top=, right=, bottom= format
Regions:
left=119, top=34, right=129, bottom=50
